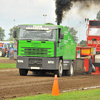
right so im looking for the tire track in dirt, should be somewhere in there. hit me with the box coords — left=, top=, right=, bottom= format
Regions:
left=0, top=59, right=100, bottom=99
left=0, top=69, right=100, bottom=100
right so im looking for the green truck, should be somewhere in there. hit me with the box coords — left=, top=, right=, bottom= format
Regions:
left=13, top=24, right=76, bottom=77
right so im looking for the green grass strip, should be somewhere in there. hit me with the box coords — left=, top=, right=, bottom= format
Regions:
left=0, top=63, right=16, bottom=69
left=0, top=57, right=9, bottom=59
left=11, top=88, right=100, bottom=100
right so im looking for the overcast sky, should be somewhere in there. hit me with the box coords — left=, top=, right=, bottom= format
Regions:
left=0, top=0, right=100, bottom=42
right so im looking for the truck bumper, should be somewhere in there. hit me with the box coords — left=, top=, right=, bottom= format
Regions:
left=17, top=56, right=59, bottom=70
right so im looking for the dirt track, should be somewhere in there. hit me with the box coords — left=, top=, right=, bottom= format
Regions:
left=0, top=59, right=100, bottom=99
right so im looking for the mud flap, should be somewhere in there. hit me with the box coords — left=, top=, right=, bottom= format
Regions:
left=75, top=58, right=93, bottom=74
left=75, top=59, right=84, bottom=71
left=88, top=59, right=93, bottom=74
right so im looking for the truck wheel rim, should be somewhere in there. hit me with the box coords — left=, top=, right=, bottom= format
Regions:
left=70, top=64, right=73, bottom=75
left=0, top=51, right=2, bottom=56
left=60, top=64, right=62, bottom=74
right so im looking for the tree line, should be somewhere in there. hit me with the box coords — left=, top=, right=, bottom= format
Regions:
left=1, top=25, right=78, bottom=42
left=0, top=25, right=86, bottom=45
left=1, top=10, right=100, bottom=44
left=0, top=26, right=18, bottom=41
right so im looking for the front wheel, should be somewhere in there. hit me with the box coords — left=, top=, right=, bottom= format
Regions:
left=55, top=60, right=63, bottom=77
left=19, top=69, right=28, bottom=76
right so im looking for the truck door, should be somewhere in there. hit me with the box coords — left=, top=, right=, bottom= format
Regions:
left=56, top=28, right=64, bottom=57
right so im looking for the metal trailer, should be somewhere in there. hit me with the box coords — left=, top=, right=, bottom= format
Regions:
left=13, top=24, right=76, bottom=77
left=75, top=20, right=100, bottom=75
left=87, top=20, right=100, bottom=53
left=75, top=46, right=96, bottom=74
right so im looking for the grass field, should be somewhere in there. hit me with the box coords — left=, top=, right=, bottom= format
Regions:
left=0, top=63, right=16, bottom=69
left=0, top=57, right=16, bottom=68
left=11, top=88, right=100, bottom=100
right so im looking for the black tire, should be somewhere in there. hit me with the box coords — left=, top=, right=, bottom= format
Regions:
left=85, top=65, right=92, bottom=74
left=55, top=60, right=63, bottom=77
left=66, top=61, right=74, bottom=76
left=0, top=49, right=3, bottom=57
left=88, top=65, right=92, bottom=74
left=2, top=49, right=5, bottom=57
left=0, top=49, right=6, bottom=57
left=19, top=69, right=28, bottom=76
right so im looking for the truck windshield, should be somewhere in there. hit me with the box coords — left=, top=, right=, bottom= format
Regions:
left=18, top=28, right=56, bottom=41
left=89, top=28, right=100, bottom=36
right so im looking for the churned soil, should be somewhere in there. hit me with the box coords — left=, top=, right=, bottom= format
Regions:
left=0, top=58, right=100, bottom=100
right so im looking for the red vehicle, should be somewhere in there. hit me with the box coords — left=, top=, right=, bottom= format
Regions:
left=0, top=42, right=14, bottom=57
left=9, top=42, right=17, bottom=59
left=87, top=20, right=100, bottom=53
left=75, top=20, right=100, bottom=75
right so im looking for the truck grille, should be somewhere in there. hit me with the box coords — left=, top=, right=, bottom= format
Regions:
left=21, top=47, right=51, bottom=56
left=29, top=58, right=42, bottom=67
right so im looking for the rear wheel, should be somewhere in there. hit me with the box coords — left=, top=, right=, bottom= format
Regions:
left=0, top=50, right=2, bottom=57
left=88, top=65, right=92, bottom=74
left=66, top=61, right=74, bottom=76
left=19, top=69, right=28, bottom=76
left=2, top=49, right=5, bottom=57
left=0, top=49, right=5, bottom=57
left=85, top=65, right=92, bottom=74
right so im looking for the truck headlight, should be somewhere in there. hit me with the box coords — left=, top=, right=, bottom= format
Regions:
left=48, top=61, right=54, bottom=64
left=17, top=60, right=23, bottom=63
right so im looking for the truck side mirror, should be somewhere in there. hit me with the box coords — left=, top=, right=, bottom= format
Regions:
left=13, top=31, right=17, bottom=38
left=60, top=33, right=64, bottom=39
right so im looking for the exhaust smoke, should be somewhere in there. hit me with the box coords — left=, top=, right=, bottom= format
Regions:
left=55, top=0, right=100, bottom=25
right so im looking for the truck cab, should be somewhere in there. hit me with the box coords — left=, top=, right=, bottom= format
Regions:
left=87, top=20, right=100, bottom=53
left=13, top=24, right=76, bottom=77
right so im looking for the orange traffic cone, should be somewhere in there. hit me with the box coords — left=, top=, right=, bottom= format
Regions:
left=51, top=74, right=59, bottom=96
